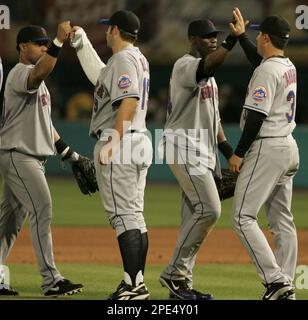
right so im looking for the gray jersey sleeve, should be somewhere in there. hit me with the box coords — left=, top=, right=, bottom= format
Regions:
left=10, top=64, right=37, bottom=94
left=173, top=56, right=201, bottom=88
left=109, top=60, right=140, bottom=106
left=244, top=66, right=276, bottom=116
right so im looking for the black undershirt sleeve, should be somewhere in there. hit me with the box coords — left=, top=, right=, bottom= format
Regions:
left=196, top=58, right=213, bottom=83
left=234, top=109, right=266, bottom=157
left=238, top=33, right=263, bottom=68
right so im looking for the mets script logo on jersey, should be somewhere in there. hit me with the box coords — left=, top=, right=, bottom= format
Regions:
left=118, top=74, right=132, bottom=89
left=40, top=94, right=50, bottom=107
left=252, top=86, right=267, bottom=102
left=201, top=85, right=218, bottom=100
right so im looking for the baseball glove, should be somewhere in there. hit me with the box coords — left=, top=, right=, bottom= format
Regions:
left=70, top=156, right=99, bottom=195
left=215, top=169, right=238, bottom=201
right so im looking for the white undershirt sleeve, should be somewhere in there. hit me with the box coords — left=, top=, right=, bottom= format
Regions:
left=72, top=28, right=106, bottom=85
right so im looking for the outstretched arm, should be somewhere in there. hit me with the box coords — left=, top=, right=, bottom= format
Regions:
left=70, top=27, right=106, bottom=85
left=230, top=7, right=262, bottom=68
left=198, top=35, right=237, bottom=79
left=27, top=21, right=72, bottom=90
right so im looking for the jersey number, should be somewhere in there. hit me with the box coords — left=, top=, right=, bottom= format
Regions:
left=141, top=77, right=150, bottom=110
left=286, top=90, right=295, bottom=123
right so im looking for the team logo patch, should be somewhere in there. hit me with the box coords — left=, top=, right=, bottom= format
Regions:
left=252, top=86, right=267, bottom=102
left=118, top=74, right=132, bottom=89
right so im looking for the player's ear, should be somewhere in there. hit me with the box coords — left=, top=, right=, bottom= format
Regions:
left=18, top=43, right=27, bottom=52
left=264, top=33, right=270, bottom=42
left=113, top=25, right=120, bottom=36
left=189, top=35, right=197, bottom=45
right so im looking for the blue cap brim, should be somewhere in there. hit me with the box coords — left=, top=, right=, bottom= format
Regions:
left=99, top=18, right=112, bottom=25
left=249, top=23, right=261, bottom=30
left=33, top=37, right=50, bottom=41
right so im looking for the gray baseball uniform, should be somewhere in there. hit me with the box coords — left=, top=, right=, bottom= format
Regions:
left=0, top=63, right=63, bottom=292
left=91, top=46, right=152, bottom=237
left=233, top=57, right=299, bottom=284
left=161, top=54, right=221, bottom=284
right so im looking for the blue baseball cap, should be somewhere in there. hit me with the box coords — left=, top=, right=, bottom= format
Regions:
left=17, top=25, right=50, bottom=46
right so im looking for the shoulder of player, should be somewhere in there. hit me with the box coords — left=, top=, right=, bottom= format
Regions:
left=255, top=60, right=286, bottom=78
left=175, top=54, right=199, bottom=64
left=9, top=62, right=34, bottom=75
left=114, top=47, right=143, bottom=62
left=260, top=57, right=293, bottom=71
left=173, top=54, right=200, bottom=72
left=111, top=50, right=143, bottom=70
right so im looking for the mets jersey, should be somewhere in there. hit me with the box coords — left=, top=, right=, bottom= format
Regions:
left=241, top=57, right=297, bottom=137
left=164, top=54, right=220, bottom=170
left=0, top=63, right=55, bottom=156
left=90, top=46, right=150, bottom=138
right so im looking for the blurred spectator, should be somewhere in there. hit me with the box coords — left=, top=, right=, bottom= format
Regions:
left=219, top=85, right=247, bottom=123
left=147, top=87, right=168, bottom=123
left=66, top=91, right=93, bottom=121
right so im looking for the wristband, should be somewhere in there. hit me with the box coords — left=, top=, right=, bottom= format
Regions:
left=218, top=140, right=234, bottom=160
left=53, top=38, right=63, bottom=47
left=221, top=34, right=237, bottom=51
left=46, top=39, right=62, bottom=58
left=55, top=138, right=69, bottom=154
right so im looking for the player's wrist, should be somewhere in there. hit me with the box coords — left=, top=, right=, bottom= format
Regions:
left=54, top=37, right=64, bottom=47
left=238, top=33, right=248, bottom=40
left=221, top=34, right=237, bottom=51
left=55, top=138, right=79, bottom=161
left=46, top=38, right=62, bottom=58
left=218, top=140, right=233, bottom=160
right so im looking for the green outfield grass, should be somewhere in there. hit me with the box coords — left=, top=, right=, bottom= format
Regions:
left=0, top=177, right=307, bottom=301
left=0, top=176, right=307, bottom=228
left=47, top=177, right=308, bottom=228
left=1, top=263, right=307, bottom=300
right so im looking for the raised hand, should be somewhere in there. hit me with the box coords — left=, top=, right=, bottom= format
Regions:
left=56, top=21, right=72, bottom=43
left=229, top=7, right=249, bottom=37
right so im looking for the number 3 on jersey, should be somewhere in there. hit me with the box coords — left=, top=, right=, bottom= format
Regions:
left=286, top=90, right=295, bottom=123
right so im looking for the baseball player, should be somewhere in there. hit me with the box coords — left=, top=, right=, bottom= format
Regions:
left=229, top=8, right=298, bottom=300
left=159, top=19, right=237, bottom=300
left=70, top=10, right=152, bottom=300
left=0, top=23, right=83, bottom=297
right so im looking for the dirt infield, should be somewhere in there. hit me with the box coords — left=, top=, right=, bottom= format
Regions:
left=7, top=227, right=308, bottom=264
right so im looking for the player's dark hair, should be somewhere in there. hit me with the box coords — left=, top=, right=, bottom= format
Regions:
left=268, top=34, right=289, bottom=50
left=119, top=29, right=137, bottom=43
left=110, top=25, right=137, bottom=43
